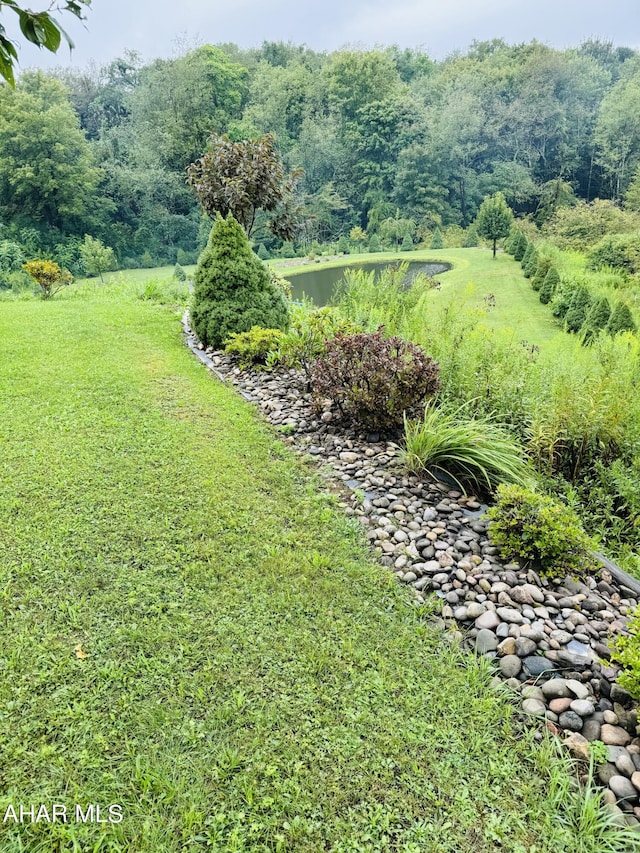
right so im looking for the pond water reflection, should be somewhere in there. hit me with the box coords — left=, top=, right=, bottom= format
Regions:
left=285, top=259, right=451, bottom=306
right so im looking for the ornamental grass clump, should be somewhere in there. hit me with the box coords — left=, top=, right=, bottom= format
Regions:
left=486, top=484, right=597, bottom=578
left=311, top=328, right=440, bottom=433
left=401, top=401, right=531, bottom=494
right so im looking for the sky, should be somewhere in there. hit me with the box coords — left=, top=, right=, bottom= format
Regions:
left=7, top=0, right=640, bottom=72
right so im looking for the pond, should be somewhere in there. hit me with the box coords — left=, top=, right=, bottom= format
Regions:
left=285, top=259, right=451, bottom=306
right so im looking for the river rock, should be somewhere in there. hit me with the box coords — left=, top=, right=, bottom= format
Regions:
left=570, top=699, right=596, bottom=717
left=497, top=607, right=524, bottom=624
left=523, top=698, right=547, bottom=716
left=522, top=656, right=557, bottom=677
left=601, top=725, right=632, bottom=746
left=609, top=775, right=638, bottom=802
left=475, top=611, right=501, bottom=631
left=559, top=711, right=584, bottom=731
left=499, top=655, right=522, bottom=678
left=476, top=629, right=499, bottom=654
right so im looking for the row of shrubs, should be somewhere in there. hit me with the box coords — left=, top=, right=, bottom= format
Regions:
left=191, top=213, right=640, bottom=697
left=505, top=229, right=637, bottom=340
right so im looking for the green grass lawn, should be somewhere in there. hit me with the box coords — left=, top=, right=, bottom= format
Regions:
left=0, top=284, right=633, bottom=852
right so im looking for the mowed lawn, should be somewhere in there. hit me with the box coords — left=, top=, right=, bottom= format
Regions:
left=0, top=289, right=630, bottom=852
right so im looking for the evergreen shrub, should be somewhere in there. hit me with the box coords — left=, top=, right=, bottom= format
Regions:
left=564, top=285, right=592, bottom=333
left=606, top=302, right=637, bottom=335
left=224, top=326, right=284, bottom=369
left=486, top=484, right=596, bottom=578
left=523, top=249, right=539, bottom=278
left=190, top=214, right=289, bottom=349
left=531, top=258, right=553, bottom=291
left=430, top=227, right=443, bottom=249
left=513, top=233, right=528, bottom=261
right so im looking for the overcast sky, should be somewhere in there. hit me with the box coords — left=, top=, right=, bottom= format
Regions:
left=8, top=0, right=640, bottom=72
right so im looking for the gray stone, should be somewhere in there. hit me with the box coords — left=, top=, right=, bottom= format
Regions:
left=611, top=683, right=635, bottom=709
left=565, top=679, right=590, bottom=700
left=466, top=602, right=486, bottom=619
left=599, top=762, right=618, bottom=786
left=497, top=637, right=517, bottom=656
left=523, top=698, right=547, bottom=716
left=496, top=607, right=524, bottom=624
left=499, top=655, right=522, bottom=678
left=522, top=685, right=545, bottom=702
left=523, top=656, right=557, bottom=677
left=559, top=711, right=584, bottom=731
left=601, top=725, right=632, bottom=746
left=615, top=753, right=636, bottom=779
left=609, top=775, right=638, bottom=802
left=581, top=719, right=602, bottom=742
left=570, top=699, right=596, bottom=717
left=476, top=629, right=499, bottom=655
left=542, top=679, right=571, bottom=700
left=475, top=610, right=501, bottom=631
left=515, top=637, right=538, bottom=657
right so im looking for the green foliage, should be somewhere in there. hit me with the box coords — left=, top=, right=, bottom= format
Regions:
left=311, top=328, right=440, bottom=432
left=523, top=248, right=539, bottom=278
left=22, top=258, right=72, bottom=299
left=512, top=232, right=528, bottom=262
left=0, top=239, right=24, bottom=272
left=0, top=72, right=106, bottom=234
left=79, top=235, right=117, bottom=282
left=606, top=301, right=637, bottom=335
left=368, top=233, right=382, bottom=252
left=613, top=622, right=640, bottom=700
left=268, top=303, right=360, bottom=378
left=531, top=257, right=554, bottom=291
left=140, top=250, right=155, bottom=269
left=587, top=233, right=640, bottom=273
left=544, top=200, right=640, bottom=250
left=190, top=214, right=289, bottom=349
left=223, top=326, right=284, bottom=369
left=550, top=276, right=572, bottom=315
left=187, top=133, right=303, bottom=240
left=487, top=484, right=596, bottom=577
left=256, top=243, right=270, bottom=260
left=521, top=242, right=535, bottom=270
left=463, top=226, right=479, bottom=248
left=0, top=1, right=90, bottom=86
left=565, top=285, right=593, bottom=333
left=337, top=235, right=351, bottom=254
left=582, top=297, right=612, bottom=343
left=400, top=233, right=414, bottom=251
left=402, top=401, right=532, bottom=493
left=475, top=192, right=514, bottom=256
left=173, top=263, right=186, bottom=281
left=430, top=227, right=444, bottom=249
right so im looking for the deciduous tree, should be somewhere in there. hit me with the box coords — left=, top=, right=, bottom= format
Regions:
left=475, top=192, right=514, bottom=257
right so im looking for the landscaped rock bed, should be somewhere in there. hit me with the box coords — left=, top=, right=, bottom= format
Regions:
left=184, top=316, right=640, bottom=827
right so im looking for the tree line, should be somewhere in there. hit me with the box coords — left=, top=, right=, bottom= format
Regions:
left=2, top=37, right=640, bottom=276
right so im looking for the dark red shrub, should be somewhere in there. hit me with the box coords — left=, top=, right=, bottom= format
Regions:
left=311, top=328, right=440, bottom=433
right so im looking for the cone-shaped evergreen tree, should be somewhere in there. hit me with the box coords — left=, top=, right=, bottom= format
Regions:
left=256, top=243, right=270, bottom=260
left=191, top=214, right=289, bottom=349
left=520, top=242, right=534, bottom=270
left=581, top=296, right=611, bottom=345
left=540, top=267, right=560, bottom=304
left=513, top=233, right=528, bottom=261
left=463, top=226, right=479, bottom=248
left=524, top=249, right=539, bottom=278
left=504, top=226, right=520, bottom=254
left=401, top=234, right=414, bottom=251
left=430, top=227, right=443, bottom=249
left=606, top=301, right=637, bottom=335
left=564, top=285, right=592, bottom=333
left=531, top=258, right=553, bottom=291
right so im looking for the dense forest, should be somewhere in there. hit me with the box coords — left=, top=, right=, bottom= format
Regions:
left=1, top=37, right=640, bottom=274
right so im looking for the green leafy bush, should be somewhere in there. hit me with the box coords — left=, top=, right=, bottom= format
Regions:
left=463, top=226, right=479, bottom=248
left=368, top=234, right=382, bottom=253
left=486, top=484, right=596, bottom=577
left=173, top=263, right=186, bottom=281
left=190, top=214, right=289, bottom=349
left=582, top=297, right=611, bottom=344
left=256, top=243, right=270, bottom=260
left=268, top=304, right=360, bottom=378
left=587, top=233, right=640, bottom=274
left=521, top=242, right=535, bottom=270
left=612, top=629, right=640, bottom=700
left=311, top=328, right=440, bottom=433
left=401, top=402, right=531, bottom=493
left=224, top=326, right=284, bottom=369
